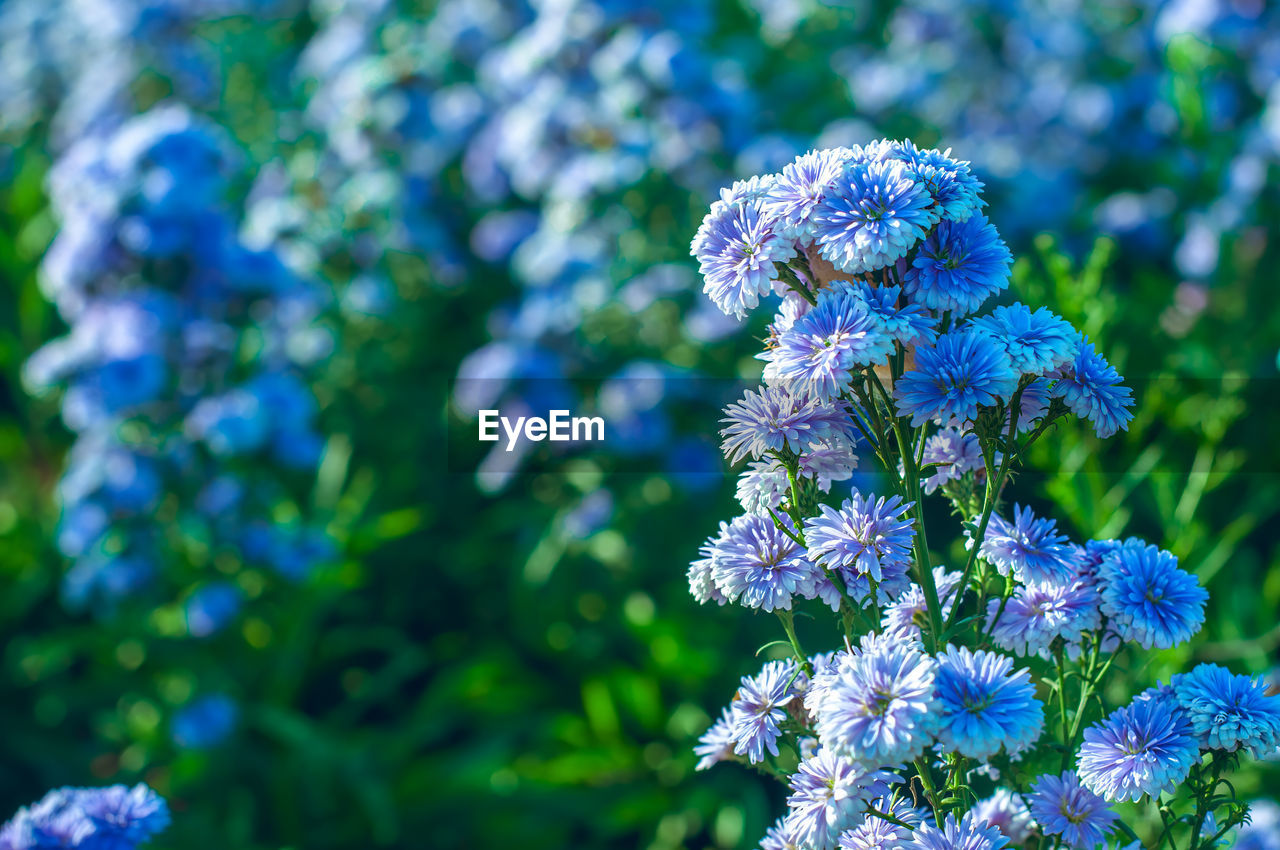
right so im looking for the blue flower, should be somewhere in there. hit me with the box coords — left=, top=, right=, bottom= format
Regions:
left=838, top=280, right=939, bottom=348
left=720, top=386, right=852, bottom=464
left=972, top=790, right=1035, bottom=845
left=183, top=582, right=243, bottom=638
left=736, top=439, right=856, bottom=516
left=838, top=795, right=923, bottom=850
left=764, top=288, right=894, bottom=399
left=0, top=784, right=170, bottom=850
left=813, top=157, right=936, bottom=274
left=806, top=492, right=916, bottom=585
left=172, top=694, right=239, bottom=750
left=968, top=304, right=1080, bottom=375
left=918, top=428, right=987, bottom=494
left=880, top=567, right=964, bottom=642
left=933, top=645, right=1044, bottom=760
left=693, top=181, right=797, bottom=319
left=976, top=504, right=1079, bottom=585
left=760, top=816, right=805, bottom=850
left=1097, top=543, right=1207, bottom=650
left=783, top=748, right=898, bottom=850
left=1076, top=698, right=1199, bottom=802
left=987, top=579, right=1102, bottom=658
left=1028, top=771, right=1117, bottom=850
left=688, top=534, right=729, bottom=606
left=709, top=514, right=819, bottom=612
left=805, top=634, right=939, bottom=766
left=1172, top=663, right=1280, bottom=757
left=890, top=142, right=985, bottom=222
left=1051, top=342, right=1134, bottom=438
left=907, top=812, right=1008, bottom=850
left=731, top=660, right=803, bottom=763
left=766, top=148, right=854, bottom=240
left=903, top=215, right=1010, bottom=316
left=893, top=331, right=1018, bottom=427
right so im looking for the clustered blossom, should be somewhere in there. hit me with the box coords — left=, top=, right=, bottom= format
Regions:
left=685, top=139, right=1258, bottom=850
left=0, top=784, right=169, bottom=850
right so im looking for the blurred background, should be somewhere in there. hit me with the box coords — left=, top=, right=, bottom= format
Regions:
left=0, top=0, right=1277, bottom=847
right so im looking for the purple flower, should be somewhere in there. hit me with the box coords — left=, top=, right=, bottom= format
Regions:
left=975, top=504, right=1078, bottom=585
left=730, top=660, right=803, bottom=763
left=709, top=514, right=819, bottom=612
left=986, top=579, right=1102, bottom=658
left=765, top=288, right=894, bottom=399
left=972, top=789, right=1035, bottom=844
left=1028, top=771, right=1116, bottom=850
left=907, top=812, right=1009, bottom=850
left=693, top=179, right=797, bottom=319
left=720, top=385, right=852, bottom=464
left=694, top=707, right=737, bottom=771
left=766, top=148, right=854, bottom=240
left=806, top=493, right=916, bottom=584
left=1076, top=698, right=1199, bottom=802
left=784, top=749, right=899, bottom=850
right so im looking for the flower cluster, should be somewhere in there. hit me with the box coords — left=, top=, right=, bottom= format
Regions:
left=0, top=784, right=169, bottom=850
left=23, top=105, right=336, bottom=631
left=684, top=142, right=1273, bottom=850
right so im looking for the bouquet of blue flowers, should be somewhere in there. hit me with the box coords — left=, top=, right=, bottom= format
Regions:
left=687, top=139, right=1279, bottom=850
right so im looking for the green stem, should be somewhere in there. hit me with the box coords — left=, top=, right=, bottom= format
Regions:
left=867, top=806, right=914, bottom=830
left=1053, top=644, right=1071, bottom=770
left=775, top=609, right=814, bottom=677
left=913, top=758, right=944, bottom=828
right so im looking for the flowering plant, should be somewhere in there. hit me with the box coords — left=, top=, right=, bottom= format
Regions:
left=687, top=140, right=1278, bottom=850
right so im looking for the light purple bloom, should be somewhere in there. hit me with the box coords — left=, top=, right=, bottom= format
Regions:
left=720, top=385, right=851, bottom=464
left=972, top=789, right=1035, bottom=844
left=975, top=504, right=1078, bottom=585
left=731, top=660, right=803, bottom=763
left=1028, top=771, right=1117, bottom=850
left=765, top=289, right=894, bottom=399
left=987, top=579, right=1102, bottom=658
left=907, top=812, right=1009, bottom=850
left=784, top=749, right=899, bottom=850
left=806, top=493, right=916, bottom=584
left=767, top=148, right=854, bottom=240
left=694, top=707, right=737, bottom=771
left=709, top=514, right=820, bottom=612
left=1076, top=698, right=1198, bottom=802
left=693, top=179, right=797, bottom=319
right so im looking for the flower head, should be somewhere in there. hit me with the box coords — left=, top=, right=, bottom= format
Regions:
left=903, top=216, right=1010, bottom=316
left=1051, top=342, right=1134, bottom=438
left=838, top=795, right=923, bottom=850
left=933, top=645, right=1044, bottom=760
left=1097, top=543, right=1206, bottom=650
left=969, top=304, right=1080, bottom=375
left=890, top=141, right=985, bottom=222
left=765, top=289, right=894, bottom=398
left=919, top=428, right=986, bottom=494
left=693, top=180, right=797, bottom=319
left=839, top=280, right=938, bottom=348
left=0, top=784, right=170, bottom=850
left=1172, top=663, right=1280, bottom=757
left=880, top=567, right=964, bottom=643
left=814, top=157, right=936, bottom=274
left=1076, top=698, right=1199, bottom=802
left=893, top=331, right=1018, bottom=427
left=784, top=749, right=899, bottom=850
left=987, top=579, right=1102, bottom=658
left=1028, top=771, right=1117, bottom=850
left=907, top=812, right=1009, bottom=850
left=735, top=440, right=857, bottom=516
left=694, top=707, right=737, bottom=771
left=709, top=514, right=820, bottom=612
left=731, top=659, right=804, bottom=763
left=972, top=789, right=1035, bottom=844
left=688, top=533, right=729, bottom=606
left=806, top=493, right=916, bottom=584
left=806, top=634, right=939, bottom=766
left=720, top=385, right=851, bottom=464
left=767, top=148, right=854, bottom=240
left=976, top=504, right=1079, bottom=585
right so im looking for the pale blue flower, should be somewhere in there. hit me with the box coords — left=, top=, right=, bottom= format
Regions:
left=1076, top=698, right=1198, bottom=802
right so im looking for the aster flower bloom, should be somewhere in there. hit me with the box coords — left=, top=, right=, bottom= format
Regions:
left=731, top=659, right=803, bottom=763
left=976, top=504, right=1078, bottom=585
left=735, top=438, right=857, bottom=516
left=1172, top=663, right=1280, bottom=757
left=766, top=148, right=854, bottom=240
left=907, top=812, right=1009, bottom=850
left=0, top=784, right=170, bottom=850
left=969, top=304, right=1080, bottom=375
left=1096, top=543, right=1207, bottom=650
left=838, top=280, right=938, bottom=348
left=1051, top=342, right=1134, bottom=438
left=806, top=493, right=916, bottom=584
left=687, top=533, right=729, bottom=606
left=892, top=331, right=1018, bottom=427
left=972, top=789, right=1035, bottom=844
left=1028, top=771, right=1117, bottom=850
left=692, top=180, right=798, bottom=319
left=760, top=816, right=805, bottom=850
left=919, top=428, right=987, bottom=494
left=764, top=288, right=894, bottom=399
left=720, top=385, right=851, bottom=464
left=783, top=748, right=898, bottom=850
left=694, top=707, right=738, bottom=771
left=838, top=794, right=923, bottom=850
left=986, top=579, right=1102, bottom=658
left=889, top=141, right=985, bottom=222
left=806, top=633, right=939, bottom=766
left=1076, top=698, right=1199, bottom=802
left=932, top=645, right=1045, bottom=760
left=813, top=156, right=936, bottom=274
left=709, top=514, right=819, bottom=612
left=880, top=567, right=964, bottom=642
left=903, top=216, right=1011, bottom=317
